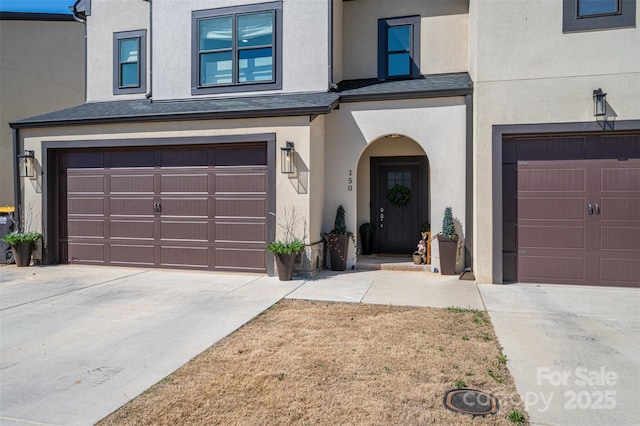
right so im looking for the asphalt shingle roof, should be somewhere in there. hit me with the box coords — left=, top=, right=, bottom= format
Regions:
left=12, top=73, right=472, bottom=128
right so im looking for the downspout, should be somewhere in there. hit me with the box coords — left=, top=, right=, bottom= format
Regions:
left=463, top=93, right=475, bottom=279
left=70, top=4, right=87, bottom=103
left=327, top=0, right=338, bottom=91
left=143, top=0, right=153, bottom=101
left=12, top=128, right=20, bottom=231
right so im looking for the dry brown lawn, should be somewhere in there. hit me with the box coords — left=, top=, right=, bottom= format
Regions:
left=99, top=300, right=528, bottom=425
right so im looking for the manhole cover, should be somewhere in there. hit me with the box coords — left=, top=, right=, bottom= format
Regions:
left=443, top=388, right=499, bottom=417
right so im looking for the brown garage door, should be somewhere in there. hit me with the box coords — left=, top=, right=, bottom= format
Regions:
left=503, top=134, right=640, bottom=287
left=59, top=144, right=268, bottom=272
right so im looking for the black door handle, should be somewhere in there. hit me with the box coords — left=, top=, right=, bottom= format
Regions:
left=587, top=203, right=593, bottom=215
left=594, top=202, right=600, bottom=216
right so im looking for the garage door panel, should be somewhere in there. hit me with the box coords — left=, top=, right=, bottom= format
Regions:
left=111, top=220, right=155, bottom=240
left=601, top=227, right=640, bottom=251
left=110, top=174, right=154, bottom=194
left=600, top=198, right=640, bottom=221
left=215, top=198, right=267, bottom=218
left=160, top=246, right=209, bottom=268
left=519, top=226, right=585, bottom=249
left=68, top=197, right=105, bottom=215
left=519, top=256, right=585, bottom=281
left=160, top=221, right=209, bottom=242
left=69, top=243, right=105, bottom=263
left=110, top=244, right=155, bottom=265
left=214, top=247, right=266, bottom=271
left=216, top=146, right=267, bottom=166
left=215, top=172, right=267, bottom=193
left=68, top=175, right=105, bottom=193
left=518, top=198, right=586, bottom=220
left=215, top=222, right=266, bottom=243
left=159, top=197, right=209, bottom=217
left=110, top=198, right=154, bottom=216
left=518, top=168, right=586, bottom=192
left=160, top=149, right=209, bottom=168
left=600, top=258, right=640, bottom=284
left=68, top=219, right=105, bottom=238
left=160, top=174, right=208, bottom=194
left=602, top=167, right=640, bottom=191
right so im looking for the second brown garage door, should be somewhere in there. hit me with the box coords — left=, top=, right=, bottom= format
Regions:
left=59, top=144, right=269, bottom=273
left=503, top=133, right=640, bottom=287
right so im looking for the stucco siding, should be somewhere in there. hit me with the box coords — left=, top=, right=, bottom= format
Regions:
left=325, top=97, right=468, bottom=271
left=343, top=0, right=469, bottom=80
left=0, top=19, right=84, bottom=207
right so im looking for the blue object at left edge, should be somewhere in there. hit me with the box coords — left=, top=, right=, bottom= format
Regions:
left=0, top=0, right=74, bottom=14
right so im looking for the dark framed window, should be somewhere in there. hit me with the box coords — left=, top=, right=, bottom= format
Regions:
left=192, top=1, right=282, bottom=95
left=563, top=0, right=636, bottom=32
left=113, top=30, right=146, bottom=95
left=378, top=16, right=420, bottom=80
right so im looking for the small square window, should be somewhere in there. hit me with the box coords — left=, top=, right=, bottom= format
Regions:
left=563, top=0, right=635, bottom=32
left=378, top=16, right=421, bottom=81
left=113, top=30, right=146, bottom=95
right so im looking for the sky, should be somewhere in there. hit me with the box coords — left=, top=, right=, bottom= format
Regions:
left=0, top=0, right=75, bottom=14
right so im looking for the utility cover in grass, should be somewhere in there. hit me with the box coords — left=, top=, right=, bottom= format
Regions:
left=443, top=388, right=499, bottom=417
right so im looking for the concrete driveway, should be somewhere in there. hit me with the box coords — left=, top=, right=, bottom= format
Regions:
left=479, top=283, right=640, bottom=426
left=0, top=265, right=301, bottom=426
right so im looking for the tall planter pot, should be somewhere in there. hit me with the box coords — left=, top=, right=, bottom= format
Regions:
left=437, top=235, right=458, bottom=275
left=359, top=231, right=373, bottom=255
left=327, top=234, right=349, bottom=271
left=274, top=252, right=297, bottom=281
left=12, top=242, right=33, bottom=267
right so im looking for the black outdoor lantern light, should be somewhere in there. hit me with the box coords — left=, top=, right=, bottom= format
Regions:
left=593, top=88, right=607, bottom=117
left=17, top=150, right=35, bottom=178
left=280, top=141, right=295, bottom=174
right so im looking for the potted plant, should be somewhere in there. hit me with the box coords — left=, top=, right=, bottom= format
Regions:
left=358, top=222, right=374, bottom=255
left=437, top=207, right=458, bottom=275
left=267, top=239, right=305, bottom=281
left=1, top=231, right=42, bottom=267
left=322, top=205, right=354, bottom=271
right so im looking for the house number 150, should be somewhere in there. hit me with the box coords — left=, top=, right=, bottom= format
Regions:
left=347, top=170, right=353, bottom=191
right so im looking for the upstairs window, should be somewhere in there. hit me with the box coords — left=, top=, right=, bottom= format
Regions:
left=563, top=0, right=636, bottom=32
left=113, top=30, right=146, bottom=95
left=192, top=2, right=282, bottom=95
left=378, top=16, right=420, bottom=80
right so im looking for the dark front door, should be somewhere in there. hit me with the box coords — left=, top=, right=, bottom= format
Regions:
left=371, top=157, right=427, bottom=254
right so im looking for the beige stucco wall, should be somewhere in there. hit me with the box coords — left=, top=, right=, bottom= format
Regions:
left=325, top=97, right=468, bottom=272
left=342, top=0, right=469, bottom=80
left=85, top=0, right=149, bottom=102
left=0, top=19, right=85, bottom=207
left=469, top=0, right=640, bottom=283
left=18, top=115, right=324, bottom=262
left=149, top=0, right=328, bottom=100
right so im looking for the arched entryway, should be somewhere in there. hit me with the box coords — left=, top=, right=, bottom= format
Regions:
left=356, top=135, right=430, bottom=255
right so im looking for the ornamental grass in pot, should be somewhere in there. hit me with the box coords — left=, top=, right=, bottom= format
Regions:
left=1, top=231, right=42, bottom=267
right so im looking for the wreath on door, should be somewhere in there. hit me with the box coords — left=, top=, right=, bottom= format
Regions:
left=387, top=184, right=411, bottom=207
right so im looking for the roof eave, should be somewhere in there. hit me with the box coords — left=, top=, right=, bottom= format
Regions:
left=339, top=87, right=473, bottom=103
left=10, top=101, right=340, bottom=130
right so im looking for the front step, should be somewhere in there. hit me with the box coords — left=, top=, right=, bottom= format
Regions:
left=356, top=255, right=436, bottom=272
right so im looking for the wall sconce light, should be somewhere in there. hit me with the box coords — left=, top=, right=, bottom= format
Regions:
left=593, top=88, right=606, bottom=117
left=17, top=150, right=35, bottom=178
left=280, top=141, right=295, bottom=174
